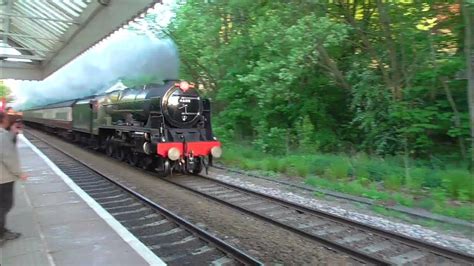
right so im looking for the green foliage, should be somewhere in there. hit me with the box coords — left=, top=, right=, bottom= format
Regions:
left=0, top=82, right=13, bottom=102
left=253, top=127, right=288, bottom=155
left=0, top=82, right=9, bottom=97
left=407, top=168, right=429, bottom=190
left=162, top=1, right=471, bottom=162
left=439, top=170, right=474, bottom=200
left=219, top=143, right=473, bottom=221
left=324, top=159, right=351, bottom=180
left=160, top=1, right=473, bottom=220
left=384, top=175, right=403, bottom=190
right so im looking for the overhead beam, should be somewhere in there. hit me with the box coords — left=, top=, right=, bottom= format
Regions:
left=0, top=53, right=44, bottom=60
left=4, top=37, right=36, bottom=55
left=0, top=61, right=42, bottom=80
left=0, top=12, right=79, bottom=24
left=2, top=0, right=13, bottom=45
left=0, top=45, right=49, bottom=53
left=0, top=31, right=62, bottom=41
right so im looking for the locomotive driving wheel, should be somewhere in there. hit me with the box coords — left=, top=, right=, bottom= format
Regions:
left=128, top=152, right=140, bottom=166
left=141, top=156, right=155, bottom=171
left=105, top=136, right=115, bottom=157
left=117, top=147, right=127, bottom=161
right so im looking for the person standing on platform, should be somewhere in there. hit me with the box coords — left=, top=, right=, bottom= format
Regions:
left=0, top=111, right=25, bottom=246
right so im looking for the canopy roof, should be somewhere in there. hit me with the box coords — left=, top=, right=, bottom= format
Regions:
left=0, top=0, right=157, bottom=80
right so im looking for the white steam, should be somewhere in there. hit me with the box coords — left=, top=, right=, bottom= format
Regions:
left=16, top=31, right=179, bottom=108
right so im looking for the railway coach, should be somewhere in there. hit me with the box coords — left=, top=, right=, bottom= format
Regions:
left=23, top=80, right=222, bottom=176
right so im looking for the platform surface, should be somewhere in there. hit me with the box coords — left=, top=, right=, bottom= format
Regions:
left=0, top=135, right=162, bottom=266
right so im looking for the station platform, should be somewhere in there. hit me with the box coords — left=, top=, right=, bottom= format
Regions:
left=0, top=135, right=165, bottom=266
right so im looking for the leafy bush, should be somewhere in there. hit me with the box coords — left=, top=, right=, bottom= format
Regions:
left=422, top=172, right=443, bottom=188
left=285, top=157, right=311, bottom=177
left=384, top=174, right=403, bottom=190
left=392, top=193, right=414, bottom=207
left=365, top=160, right=389, bottom=181
left=407, top=168, right=429, bottom=190
left=343, top=180, right=367, bottom=195
left=439, top=170, right=474, bottom=201
left=309, top=155, right=334, bottom=175
left=254, top=127, right=288, bottom=155
left=261, top=158, right=280, bottom=172
left=324, top=159, right=351, bottom=180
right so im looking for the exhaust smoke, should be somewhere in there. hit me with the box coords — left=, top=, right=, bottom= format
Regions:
left=15, top=31, right=179, bottom=109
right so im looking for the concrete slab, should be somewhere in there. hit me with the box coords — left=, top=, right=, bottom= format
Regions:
left=52, top=241, right=150, bottom=266
left=29, top=191, right=82, bottom=208
left=25, top=182, right=72, bottom=196
left=42, top=220, right=122, bottom=252
left=1, top=237, right=44, bottom=258
left=35, top=202, right=99, bottom=227
left=1, top=250, right=51, bottom=266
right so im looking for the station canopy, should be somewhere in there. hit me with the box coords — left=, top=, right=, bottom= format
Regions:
left=0, top=0, right=157, bottom=80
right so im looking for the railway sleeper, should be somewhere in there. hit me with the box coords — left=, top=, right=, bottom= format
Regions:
left=172, top=248, right=229, bottom=266
left=140, top=229, right=190, bottom=245
left=140, top=227, right=185, bottom=239
left=104, top=203, right=143, bottom=212
left=88, top=190, right=122, bottom=197
left=100, top=198, right=136, bottom=208
left=120, top=213, right=163, bottom=228
left=95, top=194, right=129, bottom=203
left=130, top=222, right=176, bottom=236
left=128, top=219, right=170, bottom=231
left=150, top=236, right=202, bottom=255
left=112, top=209, right=154, bottom=220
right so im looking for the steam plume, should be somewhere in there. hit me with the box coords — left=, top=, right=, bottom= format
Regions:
left=15, top=31, right=179, bottom=109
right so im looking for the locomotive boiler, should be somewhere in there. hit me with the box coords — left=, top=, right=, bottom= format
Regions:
left=23, top=80, right=222, bottom=176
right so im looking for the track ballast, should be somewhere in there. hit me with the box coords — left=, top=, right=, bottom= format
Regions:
left=164, top=174, right=474, bottom=266
left=25, top=132, right=261, bottom=266
left=25, top=129, right=474, bottom=265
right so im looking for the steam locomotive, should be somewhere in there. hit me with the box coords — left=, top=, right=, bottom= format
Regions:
left=22, top=80, right=222, bottom=176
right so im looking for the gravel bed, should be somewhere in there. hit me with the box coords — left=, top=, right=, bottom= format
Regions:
left=25, top=129, right=355, bottom=265
left=207, top=171, right=474, bottom=256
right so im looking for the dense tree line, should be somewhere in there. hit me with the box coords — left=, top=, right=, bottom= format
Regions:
left=151, top=1, right=473, bottom=167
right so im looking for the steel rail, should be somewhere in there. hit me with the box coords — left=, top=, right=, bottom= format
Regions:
left=24, top=129, right=474, bottom=265
left=164, top=175, right=391, bottom=266
left=194, top=174, right=474, bottom=264
left=24, top=131, right=262, bottom=266
left=165, top=174, right=474, bottom=265
left=212, top=164, right=474, bottom=230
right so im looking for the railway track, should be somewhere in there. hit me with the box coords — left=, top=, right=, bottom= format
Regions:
left=211, top=165, right=474, bottom=230
left=25, top=132, right=261, bottom=266
left=164, top=174, right=474, bottom=266
left=24, top=129, right=474, bottom=265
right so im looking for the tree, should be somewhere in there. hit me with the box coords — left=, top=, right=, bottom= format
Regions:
left=0, top=81, right=15, bottom=105
left=463, top=0, right=474, bottom=170
left=162, top=1, right=470, bottom=161
left=0, top=81, right=11, bottom=98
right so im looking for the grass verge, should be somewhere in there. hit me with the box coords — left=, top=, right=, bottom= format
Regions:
left=217, top=144, right=474, bottom=221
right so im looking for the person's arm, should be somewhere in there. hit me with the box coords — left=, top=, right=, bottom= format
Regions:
left=0, top=131, right=22, bottom=177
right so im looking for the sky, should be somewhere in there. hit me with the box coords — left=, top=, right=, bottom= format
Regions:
left=2, top=0, right=178, bottom=109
